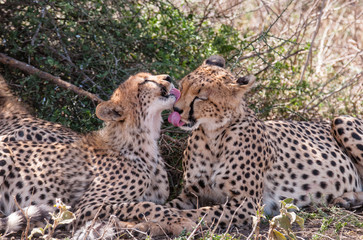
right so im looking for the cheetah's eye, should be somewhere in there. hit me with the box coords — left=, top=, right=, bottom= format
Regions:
left=196, top=96, right=208, bottom=101
left=160, top=87, right=168, bottom=97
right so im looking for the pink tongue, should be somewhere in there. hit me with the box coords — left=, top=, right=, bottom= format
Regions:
left=168, top=111, right=184, bottom=127
left=170, top=88, right=181, bottom=101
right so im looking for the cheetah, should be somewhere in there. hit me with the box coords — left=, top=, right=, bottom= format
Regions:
left=167, top=56, right=363, bottom=230
left=0, top=74, right=79, bottom=144
left=331, top=116, right=363, bottom=208
left=0, top=72, right=195, bottom=236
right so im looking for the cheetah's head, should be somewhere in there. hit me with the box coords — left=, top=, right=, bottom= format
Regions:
left=96, top=73, right=180, bottom=133
left=169, top=56, right=255, bottom=131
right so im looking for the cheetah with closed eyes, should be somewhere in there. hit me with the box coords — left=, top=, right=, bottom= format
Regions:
left=167, top=56, right=363, bottom=230
left=0, top=72, right=195, bottom=236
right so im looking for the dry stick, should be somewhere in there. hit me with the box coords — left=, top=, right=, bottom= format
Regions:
left=161, top=133, right=182, bottom=145
left=164, top=161, right=183, bottom=173
left=302, top=50, right=363, bottom=114
left=30, top=6, right=46, bottom=47
left=0, top=53, right=103, bottom=103
left=225, top=201, right=245, bottom=234
left=299, top=0, right=326, bottom=84
left=125, top=229, right=142, bottom=240
left=254, top=49, right=306, bottom=76
left=237, top=41, right=292, bottom=62
left=316, top=0, right=337, bottom=73
left=232, top=0, right=294, bottom=68
left=82, top=202, right=105, bottom=240
left=246, top=201, right=263, bottom=240
left=186, top=214, right=207, bottom=240
left=46, top=46, right=108, bottom=97
left=341, top=208, right=363, bottom=219
left=12, top=195, right=31, bottom=240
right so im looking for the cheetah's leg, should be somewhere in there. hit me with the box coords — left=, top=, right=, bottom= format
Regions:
left=167, top=183, right=261, bottom=229
left=166, top=189, right=199, bottom=209
left=174, top=197, right=258, bottom=230
left=0, top=146, right=56, bottom=233
left=331, top=116, right=363, bottom=209
left=74, top=201, right=196, bottom=236
left=331, top=116, right=363, bottom=178
left=167, top=186, right=259, bottom=228
left=0, top=145, right=16, bottom=219
left=0, top=145, right=14, bottom=186
left=332, top=192, right=363, bottom=209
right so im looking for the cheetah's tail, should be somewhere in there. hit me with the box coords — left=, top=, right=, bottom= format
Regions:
left=0, top=205, right=52, bottom=234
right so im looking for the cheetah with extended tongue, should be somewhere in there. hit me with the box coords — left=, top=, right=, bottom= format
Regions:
left=0, top=72, right=195, bottom=236
left=167, top=56, right=363, bottom=230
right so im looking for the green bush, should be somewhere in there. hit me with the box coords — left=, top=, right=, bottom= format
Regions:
left=0, top=0, right=239, bottom=131
left=2, top=0, right=360, bottom=131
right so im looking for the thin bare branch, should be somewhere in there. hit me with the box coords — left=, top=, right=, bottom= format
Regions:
left=299, top=0, right=326, bottom=83
left=13, top=195, right=31, bottom=239
left=0, top=53, right=103, bottom=103
left=305, top=70, right=363, bottom=112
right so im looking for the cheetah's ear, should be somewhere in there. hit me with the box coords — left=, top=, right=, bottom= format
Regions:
left=237, top=75, right=255, bottom=86
left=96, top=101, right=126, bottom=122
left=229, top=75, right=256, bottom=94
left=204, top=55, right=225, bottom=68
left=236, top=75, right=255, bottom=90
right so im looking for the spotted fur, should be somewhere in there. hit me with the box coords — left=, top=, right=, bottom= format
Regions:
left=166, top=56, right=363, bottom=230
left=0, top=74, right=78, bottom=144
left=0, top=73, right=195, bottom=236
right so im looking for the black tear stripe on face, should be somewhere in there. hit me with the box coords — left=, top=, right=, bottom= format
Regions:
left=188, top=97, right=198, bottom=126
left=139, top=80, right=168, bottom=96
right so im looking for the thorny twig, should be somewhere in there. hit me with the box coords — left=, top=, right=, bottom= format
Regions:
left=302, top=49, right=363, bottom=114
left=81, top=201, right=105, bottom=240
left=305, top=70, right=363, bottom=112
left=299, top=0, right=326, bottom=84
left=231, top=0, right=294, bottom=68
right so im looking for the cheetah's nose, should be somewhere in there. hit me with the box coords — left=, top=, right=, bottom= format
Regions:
left=164, top=75, right=172, bottom=83
left=173, top=107, right=183, bottom=114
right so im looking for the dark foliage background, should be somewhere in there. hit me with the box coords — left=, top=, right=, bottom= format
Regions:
left=1, top=0, right=236, bottom=131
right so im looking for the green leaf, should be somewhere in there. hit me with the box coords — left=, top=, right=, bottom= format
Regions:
left=282, top=198, right=294, bottom=204
left=275, top=215, right=292, bottom=231
left=285, top=204, right=299, bottom=211
left=28, top=227, right=44, bottom=239
left=295, top=216, right=305, bottom=229
left=59, top=211, right=76, bottom=224
left=288, top=212, right=296, bottom=223
left=273, top=229, right=287, bottom=240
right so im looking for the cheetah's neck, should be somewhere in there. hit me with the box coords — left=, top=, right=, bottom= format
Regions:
left=84, top=115, right=162, bottom=166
